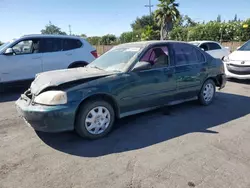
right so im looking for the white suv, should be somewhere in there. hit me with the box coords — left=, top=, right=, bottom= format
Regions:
left=0, top=34, right=97, bottom=90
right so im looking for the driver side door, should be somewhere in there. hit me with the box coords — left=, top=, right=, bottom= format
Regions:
left=1, top=38, right=43, bottom=83
left=119, top=45, right=176, bottom=114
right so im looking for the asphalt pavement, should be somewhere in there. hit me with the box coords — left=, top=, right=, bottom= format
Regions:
left=1, top=80, right=250, bottom=188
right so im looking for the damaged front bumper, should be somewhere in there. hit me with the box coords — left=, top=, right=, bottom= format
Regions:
left=15, top=92, right=78, bottom=133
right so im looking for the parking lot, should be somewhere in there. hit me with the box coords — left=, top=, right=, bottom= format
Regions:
left=0, top=80, right=250, bottom=188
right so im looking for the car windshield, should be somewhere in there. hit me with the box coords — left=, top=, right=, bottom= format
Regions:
left=238, top=41, right=250, bottom=51
left=87, top=46, right=141, bottom=72
left=0, top=42, right=10, bottom=52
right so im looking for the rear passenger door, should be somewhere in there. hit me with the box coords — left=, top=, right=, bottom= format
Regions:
left=40, top=38, right=68, bottom=72
left=62, top=38, right=87, bottom=64
left=172, top=43, right=207, bottom=98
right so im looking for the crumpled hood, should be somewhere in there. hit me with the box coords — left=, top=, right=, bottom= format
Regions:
left=229, top=51, right=250, bottom=61
left=31, top=67, right=112, bottom=95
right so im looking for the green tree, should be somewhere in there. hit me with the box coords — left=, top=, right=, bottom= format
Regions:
left=100, top=34, right=117, bottom=45
left=169, top=26, right=188, bottom=41
left=216, top=15, right=221, bottom=22
left=120, top=32, right=133, bottom=43
left=141, top=25, right=160, bottom=41
left=41, top=21, right=67, bottom=35
left=80, top=34, right=87, bottom=38
left=176, top=15, right=198, bottom=27
left=87, top=36, right=102, bottom=45
left=131, top=15, right=152, bottom=31
left=155, top=0, right=180, bottom=40
left=240, top=19, right=250, bottom=41
left=234, top=14, right=238, bottom=22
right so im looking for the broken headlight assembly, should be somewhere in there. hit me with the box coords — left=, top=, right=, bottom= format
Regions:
left=34, top=91, right=67, bottom=105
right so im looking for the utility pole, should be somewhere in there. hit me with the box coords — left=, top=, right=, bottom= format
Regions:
left=145, top=0, right=153, bottom=18
left=68, top=25, right=72, bottom=35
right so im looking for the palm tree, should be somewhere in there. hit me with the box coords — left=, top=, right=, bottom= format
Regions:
left=155, top=0, right=180, bottom=40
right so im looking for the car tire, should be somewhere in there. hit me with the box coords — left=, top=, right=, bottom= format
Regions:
left=198, top=79, right=216, bottom=106
left=75, top=99, right=115, bottom=139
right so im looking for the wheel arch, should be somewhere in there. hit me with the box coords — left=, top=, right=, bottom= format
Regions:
left=74, top=93, right=120, bottom=126
left=204, top=76, right=222, bottom=87
left=68, top=61, right=89, bottom=68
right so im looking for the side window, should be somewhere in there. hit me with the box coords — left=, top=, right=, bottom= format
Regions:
left=140, top=49, right=153, bottom=62
left=173, top=43, right=198, bottom=65
left=63, top=39, right=82, bottom=51
left=207, top=43, right=221, bottom=50
left=41, top=38, right=63, bottom=53
left=12, top=39, right=41, bottom=55
left=140, top=46, right=169, bottom=68
left=200, top=43, right=209, bottom=51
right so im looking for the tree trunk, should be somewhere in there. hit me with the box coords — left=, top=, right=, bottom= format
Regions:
left=160, top=25, right=164, bottom=40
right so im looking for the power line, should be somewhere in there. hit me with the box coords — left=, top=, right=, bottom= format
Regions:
left=145, top=0, right=153, bottom=17
left=68, top=25, right=72, bottom=35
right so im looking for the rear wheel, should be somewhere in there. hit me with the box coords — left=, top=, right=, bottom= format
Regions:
left=198, top=79, right=216, bottom=105
left=75, top=100, right=115, bottom=139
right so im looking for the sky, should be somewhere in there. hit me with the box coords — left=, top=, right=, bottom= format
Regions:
left=0, top=0, right=250, bottom=42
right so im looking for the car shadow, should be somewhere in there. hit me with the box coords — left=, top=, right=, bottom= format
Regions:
left=228, top=78, right=250, bottom=85
left=0, top=88, right=26, bottom=103
left=36, top=92, right=250, bottom=158
left=0, top=81, right=32, bottom=103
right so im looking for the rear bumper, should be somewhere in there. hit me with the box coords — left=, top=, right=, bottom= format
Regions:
left=216, top=74, right=226, bottom=90
left=16, top=97, right=78, bottom=132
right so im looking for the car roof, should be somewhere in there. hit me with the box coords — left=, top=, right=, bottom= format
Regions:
left=190, top=40, right=220, bottom=44
left=20, top=34, right=84, bottom=40
left=115, top=40, right=190, bottom=48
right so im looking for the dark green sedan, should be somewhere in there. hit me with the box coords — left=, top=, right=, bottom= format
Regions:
left=16, top=41, right=226, bottom=139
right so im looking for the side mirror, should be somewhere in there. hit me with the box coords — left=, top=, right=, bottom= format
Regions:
left=132, top=61, right=152, bottom=72
left=4, top=48, right=14, bottom=55
left=200, top=48, right=205, bottom=51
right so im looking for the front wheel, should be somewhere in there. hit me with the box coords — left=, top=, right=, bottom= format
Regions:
left=75, top=100, right=115, bottom=139
left=198, top=79, right=216, bottom=105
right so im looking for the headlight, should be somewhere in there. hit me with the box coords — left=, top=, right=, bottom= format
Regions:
left=34, top=91, right=67, bottom=105
left=222, top=56, right=230, bottom=62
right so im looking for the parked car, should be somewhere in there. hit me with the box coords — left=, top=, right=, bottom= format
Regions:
left=16, top=41, right=226, bottom=139
left=223, top=40, right=250, bottom=79
left=0, top=34, right=97, bottom=91
left=189, top=41, right=230, bottom=59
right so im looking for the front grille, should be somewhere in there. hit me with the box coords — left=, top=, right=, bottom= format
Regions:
left=227, top=64, right=250, bottom=75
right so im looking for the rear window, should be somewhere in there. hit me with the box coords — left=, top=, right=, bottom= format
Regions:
left=196, top=50, right=205, bottom=62
left=207, top=42, right=221, bottom=50
left=63, top=39, right=82, bottom=51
